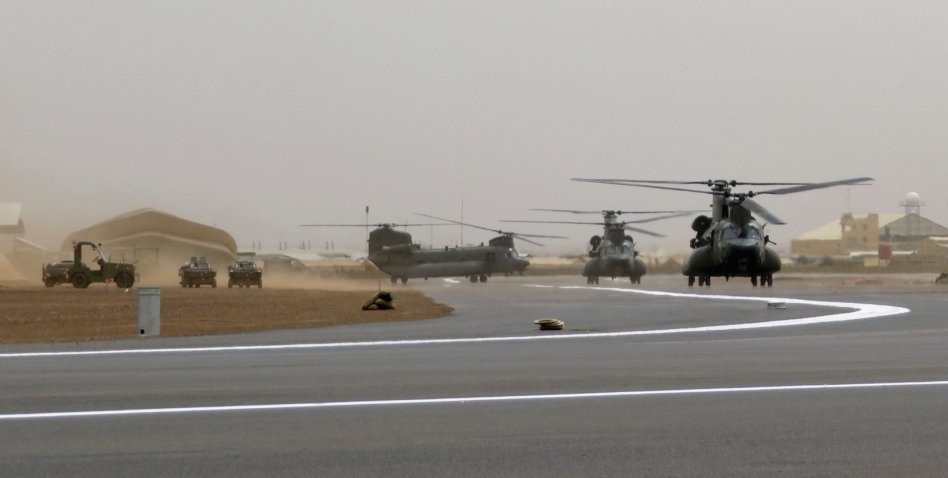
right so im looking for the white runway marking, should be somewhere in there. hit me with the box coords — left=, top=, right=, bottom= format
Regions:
left=2, top=380, right=946, bottom=421
left=0, top=285, right=909, bottom=359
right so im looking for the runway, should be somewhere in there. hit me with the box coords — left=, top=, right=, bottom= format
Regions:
left=2, top=275, right=948, bottom=477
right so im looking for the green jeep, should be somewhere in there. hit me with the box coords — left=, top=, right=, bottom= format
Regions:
left=57, top=242, right=136, bottom=289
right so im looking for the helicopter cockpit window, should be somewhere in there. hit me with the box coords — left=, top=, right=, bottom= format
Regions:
left=723, top=226, right=761, bottom=240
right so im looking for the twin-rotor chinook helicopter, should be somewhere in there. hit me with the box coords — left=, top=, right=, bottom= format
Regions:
left=502, top=209, right=694, bottom=284
left=302, top=215, right=564, bottom=284
left=572, top=177, right=873, bottom=287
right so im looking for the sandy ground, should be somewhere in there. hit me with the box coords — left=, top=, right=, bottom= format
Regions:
left=0, top=281, right=453, bottom=344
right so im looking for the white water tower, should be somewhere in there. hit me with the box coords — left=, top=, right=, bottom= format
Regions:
left=899, top=192, right=925, bottom=239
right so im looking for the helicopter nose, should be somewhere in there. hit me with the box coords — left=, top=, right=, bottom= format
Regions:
left=726, top=242, right=760, bottom=269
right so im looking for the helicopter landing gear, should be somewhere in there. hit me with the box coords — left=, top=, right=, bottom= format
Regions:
left=751, top=275, right=758, bottom=287
left=697, top=275, right=711, bottom=287
left=478, top=274, right=488, bottom=283
left=761, top=274, right=773, bottom=287
left=469, top=275, right=478, bottom=283
left=586, top=276, right=599, bottom=285
left=630, top=275, right=641, bottom=284
left=390, top=276, right=397, bottom=285
left=688, top=275, right=695, bottom=287
left=401, top=277, right=408, bottom=284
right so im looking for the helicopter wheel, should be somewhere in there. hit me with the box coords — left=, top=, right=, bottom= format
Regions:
left=763, top=274, right=773, bottom=287
left=400, top=277, right=407, bottom=284
left=751, top=275, right=758, bottom=287
left=688, top=275, right=695, bottom=287
left=478, top=275, right=488, bottom=283
left=390, top=276, right=397, bottom=285
left=469, top=276, right=478, bottom=283
left=705, top=276, right=711, bottom=287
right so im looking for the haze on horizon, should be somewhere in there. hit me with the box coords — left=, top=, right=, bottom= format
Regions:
left=2, top=1, right=947, bottom=256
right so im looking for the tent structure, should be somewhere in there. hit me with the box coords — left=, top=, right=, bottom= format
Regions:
left=0, top=203, right=25, bottom=235
left=0, top=252, right=24, bottom=281
left=61, top=208, right=238, bottom=281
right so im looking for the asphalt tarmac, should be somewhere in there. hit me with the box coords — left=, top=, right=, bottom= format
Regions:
left=2, top=275, right=947, bottom=477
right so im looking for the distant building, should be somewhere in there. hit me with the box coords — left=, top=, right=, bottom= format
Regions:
left=61, top=208, right=238, bottom=280
left=793, top=212, right=948, bottom=256
left=792, top=194, right=948, bottom=262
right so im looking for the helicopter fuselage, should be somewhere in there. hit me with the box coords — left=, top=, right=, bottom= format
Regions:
left=684, top=219, right=780, bottom=280
left=366, top=227, right=529, bottom=283
left=370, top=244, right=529, bottom=282
left=583, top=240, right=646, bottom=284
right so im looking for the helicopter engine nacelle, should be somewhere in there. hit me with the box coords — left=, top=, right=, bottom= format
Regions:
left=380, top=243, right=416, bottom=255
left=691, top=215, right=712, bottom=234
left=589, top=235, right=602, bottom=248
left=369, top=228, right=413, bottom=255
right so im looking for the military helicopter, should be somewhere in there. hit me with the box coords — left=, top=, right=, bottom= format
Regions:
left=301, top=219, right=562, bottom=284
left=571, top=177, right=873, bottom=287
left=502, top=209, right=694, bottom=284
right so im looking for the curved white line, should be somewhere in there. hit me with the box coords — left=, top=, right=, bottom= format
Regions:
left=2, top=380, right=946, bottom=421
left=0, top=285, right=909, bottom=359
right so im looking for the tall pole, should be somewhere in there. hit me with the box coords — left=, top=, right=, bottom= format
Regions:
left=460, top=199, right=464, bottom=246
left=365, top=205, right=369, bottom=253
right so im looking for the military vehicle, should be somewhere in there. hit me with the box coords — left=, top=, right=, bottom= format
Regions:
left=503, top=209, right=693, bottom=284
left=228, top=259, right=263, bottom=288
left=302, top=217, right=564, bottom=284
left=178, top=256, right=217, bottom=288
left=41, top=260, right=73, bottom=287
left=48, top=241, right=136, bottom=289
left=572, top=177, right=873, bottom=287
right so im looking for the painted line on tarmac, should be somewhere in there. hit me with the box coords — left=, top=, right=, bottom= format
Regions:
left=2, top=380, right=946, bottom=421
left=0, top=286, right=909, bottom=359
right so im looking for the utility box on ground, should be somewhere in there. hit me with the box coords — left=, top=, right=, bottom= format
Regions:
left=138, top=287, right=160, bottom=336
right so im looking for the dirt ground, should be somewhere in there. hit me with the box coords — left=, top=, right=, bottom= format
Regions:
left=0, top=281, right=453, bottom=345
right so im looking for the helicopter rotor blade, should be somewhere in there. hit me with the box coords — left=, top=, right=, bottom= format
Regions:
left=414, top=213, right=501, bottom=235
left=754, top=177, right=874, bottom=195
left=417, top=213, right=561, bottom=241
left=510, top=235, right=545, bottom=247
left=622, top=224, right=665, bottom=237
left=509, top=232, right=569, bottom=239
left=570, top=178, right=710, bottom=185
left=571, top=179, right=718, bottom=195
left=530, top=208, right=697, bottom=215
left=301, top=223, right=448, bottom=228
left=500, top=219, right=607, bottom=226
left=621, top=211, right=695, bottom=224
left=739, top=198, right=786, bottom=225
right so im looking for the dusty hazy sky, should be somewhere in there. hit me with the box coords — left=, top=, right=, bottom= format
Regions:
left=2, top=1, right=947, bottom=255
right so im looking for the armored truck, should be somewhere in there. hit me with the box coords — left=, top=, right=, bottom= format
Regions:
left=179, top=257, right=217, bottom=288
left=42, top=260, right=73, bottom=287
left=228, top=260, right=262, bottom=288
